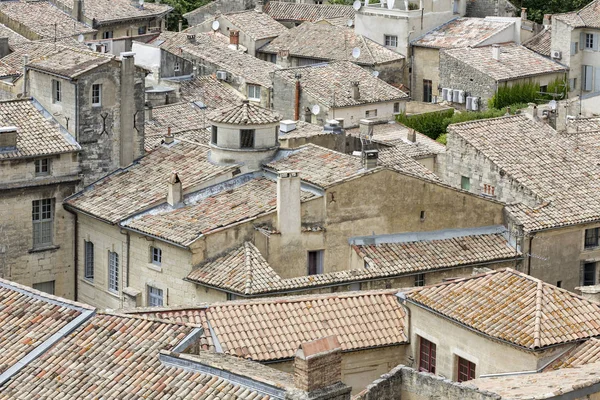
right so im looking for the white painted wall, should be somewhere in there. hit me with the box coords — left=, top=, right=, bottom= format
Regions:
left=132, top=41, right=161, bottom=84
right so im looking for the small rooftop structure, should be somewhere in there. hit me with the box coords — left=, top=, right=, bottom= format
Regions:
left=178, top=75, right=246, bottom=107
left=216, top=9, right=288, bottom=41
left=26, top=46, right=114, bottom=79
left=207, top=100, right=281, bottom=125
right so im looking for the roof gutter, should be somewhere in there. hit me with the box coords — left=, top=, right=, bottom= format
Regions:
left=119, top=224, right=191, bottom=250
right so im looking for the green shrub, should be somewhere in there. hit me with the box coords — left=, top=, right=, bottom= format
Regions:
left=488, top=82, right=540, bottom=110
left=396, top=109, right=454, bottom=140
left=436, top=134, right=447, bottom=145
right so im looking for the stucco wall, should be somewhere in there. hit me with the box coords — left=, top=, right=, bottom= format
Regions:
left=465, top=0, right=516, bottom=18
left=412, top=47, right=441, bottom=102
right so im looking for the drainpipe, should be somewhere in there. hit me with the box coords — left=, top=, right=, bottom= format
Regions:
left=527, top=234, right=534, bottom=275
left=65, top=208, right=79, bottom=301
left=294, top=78, right=301, bottom=120
left=120, top=228, right=131, bottom=288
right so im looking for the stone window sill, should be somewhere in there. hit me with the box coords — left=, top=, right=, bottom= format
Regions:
left=147, top=263, right=163, bottom=273
left=29, top=245, right=60, bottom=254
left=107, top=289, right=121, bottom=299
left=81, top=278, right=95, bottom=287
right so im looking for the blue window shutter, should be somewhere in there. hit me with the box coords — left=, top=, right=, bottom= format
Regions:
left=594, top=34, right=599, bottom=51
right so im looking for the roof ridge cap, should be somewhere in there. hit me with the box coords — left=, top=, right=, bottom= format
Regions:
left=533, top=280, right=544, bottom=348
left=243, top=241, right=255, bottom=295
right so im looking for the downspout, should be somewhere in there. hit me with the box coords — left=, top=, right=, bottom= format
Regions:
left=74, top=81, right=79, bottom=141
left=527, top=234, right=534, bottom=275
left=65, top=208, right=78, bottom=301
left=294, top=79, right=300, bottom=120
left=119, top=228, right=131, bottom=288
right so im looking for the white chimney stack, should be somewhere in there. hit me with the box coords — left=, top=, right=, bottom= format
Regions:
left=277, top=170, right=301, bottom=236
left=492, top=44, right=500, bottom=61
left=167, top=171, right=182, bottom=206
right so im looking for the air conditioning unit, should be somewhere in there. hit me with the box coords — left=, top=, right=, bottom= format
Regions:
left=466, top=96, right=473, bottom=110
left=445, top=88, right=453, bottom=102
left=551, top=50, right=562, bottom=59
left=431, top=95, right=438, bottom=104
left=471, top=97, right=479, bottom=111
left=441, top=88, right=449, bottom=102
left=452, top=89, right=460, bottom=103
left=457, top=90, right=465, bottom=104
left=216, top=70, right=228, bottom=81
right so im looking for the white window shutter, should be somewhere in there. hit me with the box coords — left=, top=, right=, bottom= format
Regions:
left=594, top=34, right=599, bottom=51
left=595, top=68, right=600, bottom=92
left=584, top=65, right=593, bottom=91
left=571, top=42, right=578, bottom=55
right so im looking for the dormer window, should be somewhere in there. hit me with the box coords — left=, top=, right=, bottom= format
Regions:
left=240, top=129, right=255, bottom=148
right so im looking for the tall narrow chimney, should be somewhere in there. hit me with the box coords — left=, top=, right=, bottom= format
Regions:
left=178, top=19, right=183, bottom=32
left=543, top=14, right=552, bottom=27
left=167, top=171, right=182, bottom=206
left=277, top=170, right=301, bottom=236
left=0, top=126, right=18, bottom=149
left=492, top=44, right=500, bottom=61
left=145, top=103, right=153, bottom=122
left=294, top=336, right=351, bottom=399
left=521, top=7, right=527, bottom=21
left=73, top=0, right=84, bottom=22
left=22, top=54, right=29, bottom=96
left=362, top=149, right=379, bottom=170
left=359, top=119, right=374, bottom=138
left=119, top=52, right=136, bottom=168
left=407, top=128, right=416, bottom=143
left=351, top=81, right=360, bottom=100
left=229, top=30, right=239, bottom=48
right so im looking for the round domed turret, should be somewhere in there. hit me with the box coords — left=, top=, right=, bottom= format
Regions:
left=207, top=100, right=281, bottom=170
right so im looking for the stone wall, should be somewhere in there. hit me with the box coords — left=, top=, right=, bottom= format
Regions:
left=184, top=0, right=255, bottom=26
left=355, top=365, right=500, bottom=400
left=465, top=0, right=516, bottom=18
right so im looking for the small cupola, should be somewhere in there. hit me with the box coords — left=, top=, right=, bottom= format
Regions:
left=207, top=100, right=281, bottom=171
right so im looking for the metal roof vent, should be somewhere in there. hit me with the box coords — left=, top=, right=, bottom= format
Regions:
left=323, top=120, right=343, bottom=134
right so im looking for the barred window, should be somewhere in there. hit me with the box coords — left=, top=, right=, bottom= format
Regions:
left=108, top=251, right=119, bottom=293
left=240, top=129, right=255, bottom=148
left=148, top=286, right=163, bottom=306
left=32, top=199, right=53, bottom=248
left=585, top=228, right=599, bottom=248
left=84, top=241, right=94, bottom=281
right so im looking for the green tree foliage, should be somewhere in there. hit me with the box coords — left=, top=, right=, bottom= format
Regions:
left=151, top=0, right=211, bottom=31
left=488, top=78, right=568, bottom=110
left=519, top=0, right=593, bottom=23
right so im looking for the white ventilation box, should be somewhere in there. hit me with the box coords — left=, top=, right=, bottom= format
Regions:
left=551, top=50, right=562, bottom=59
left=457, top=90, right=465, bottom=104
left=466, top=96, right=473, bottom=110
left=279, top=120, right=296, bottom=133
left=216, top=70, right=228, bottom=81
left=471, top=97, right=479, bottom=111
left=445, top=88, right=453, bottom=102
left=452, top=89, right=460, bottom=103
left=442, top=88, right=449, bottom=102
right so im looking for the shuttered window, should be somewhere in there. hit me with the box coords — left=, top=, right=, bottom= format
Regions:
left=32, top=199, right=53, bottom=248
left=108, top=251, right=119, bottom=293
left=84, top=241, right=94, bottom=281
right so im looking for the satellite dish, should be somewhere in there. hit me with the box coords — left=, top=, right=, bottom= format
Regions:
left=352, top=47, right=361, bottom=59
left=372, top=70, right=380, bottom=77
left=549, top=100, right=557, bottom=110
left=387, top=0, right=395, bottom=9
left=311, top=104, right=321, bottom=115
left=212, top=20, right=220, bottom=31
left=352, top=1, right=361, bottom=10
left=77, top=34, right=84, bottom=43
left=346, top=19, right=354, bottom=27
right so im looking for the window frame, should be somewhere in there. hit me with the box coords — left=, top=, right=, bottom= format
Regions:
left=102, top=31, right=113, bottom=39
left=148, top=286, right=164, bottom=307
left=308, top=250, right=324, bottom=275
left=84, top=240, right=94, bottom=281
left=415, top=273, right=425, bottom=287
left=91, top=83, right=102, bottom=107
left=247, top=84, right=261, bottom=101
left=457, top=356, right=476, bottom=382
left=461, top=176, right=471, bottom=191
left=174, top=60, right=181, bottom=72
left=418, top=337, right=437, bottom=373
left=138, top=26, right=147, bottom=35
left=365, top=109, right=377, bottom=118
left=33, top=281, right=55, bottom=295
left=150, top=246, right=162, bottom=266
left=384, top=34, right=398, bottom=47
left=211, top=125, right=218, bottom=145
left=240, top=129, right=255, bottom=149
left=34, top=158, right=50, bottom=176
left=393, top=102, right=400, bottom=113
left=585, top=33, right=594, bottom=50
left=585, top=228, right=599, bottom=248
left=423, top=79, right=433, bottom=103
left=108, top=251, right=119, bottom=294
left=32, top=198, right=54, bottom=249
left=52, top=79, right=61, bottom=103
left=583, top=262, right=597, bottom=286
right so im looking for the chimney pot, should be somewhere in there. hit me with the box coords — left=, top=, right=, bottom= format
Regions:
left=187, top=33, right=196, bottom=43
left=178, top=19, right=183, bottom=32
left=294, top=336, right=345, bottom=393
left=492, top=44, right=500, bottom=61
left=229, top=30, right=240, bottom=47
left=164, top=127, right=174, bottom=144
left=407, top=128, right=416, bottom=143
left=351, top=81, right=360, bottom=101
left=543, top=14, right=552, bottom=27
left=277, top=170, right=301, bottom=236
left=167, top=171, right=183, bottom=206
left=359, top=119, right=374, bottom=138
left=521, top=7, right=527, bottom=21
left=0, top=126, right=18, bottom=149
left=73, top=0, right=84, bottom=22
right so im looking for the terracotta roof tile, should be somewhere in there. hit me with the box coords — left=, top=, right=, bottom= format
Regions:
left=208, top=101, right=281, bottom=125
left=144, top=128, right=210, bottom=152
left=264, top=2, right=355, bottom=22
left=145, top=101, right=210, bottom=137
left=0, top=42, right=83, bottom=79
left=523, top=27, right=552, bottom=57
left=260, top=21, right=403, bottom=65
left=51, top=0, right=172, bottom=24
left=442, top=43, right=566, bottom=81
left=413, top=17, right=513, bottom=49
left=27, top=46, right=113, bottom=79
left=273, top=61, right=408, bottom=107
left=221, top=9, right=288, bottom=40
left=0, top=99, right=80, bottom=159
left=554, top=0, right=600, bottom=28
left=405, top=268, right=600, bottom=349
left=0, top=23, right=28, bottom=48
left=178, top=75, right=246, bottom=106
left=544, top=338, right=600, bottom=371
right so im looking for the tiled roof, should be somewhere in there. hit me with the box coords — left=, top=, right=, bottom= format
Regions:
left=355, top=232, right=517, bottom=274
left=0, top=23, right=29, bottom=48
left=346, top=121, right=446, bottom=159
left=0, top=277, right=91, bottom=375
left=51, top=0, right=172, bottom=24
left=26, top=46, right=113, bottom=79
left=449, top=115, right=600, bottom=232
left=561, top=118, right=600, bottom=159
left=265, top=143, right=433, bottom=188
left=222, top=10, right=288, bottom=40
left=405, top=268, right=600, bottom=350
left=273, top=61, right=408, bottom=107
left=0, top=1, right=95, bottom=40
left=264, top=2, right=355, bottom=22
left=260, top=21, right=403, bottom=66
left=208, top=101, right=281, bottom=125
left=157, top=31, right=277, bottom=87
left=65, top=141, right=238, bottom=223
left=178, top=75, right=245, bottom=107
left=0, top=312, right=271, bottom=400
left=187, top=228, right=517, bottom=295
left=278, top=120, right=327, bottom=139
left=145, top=128, right=210, bottom=152
left=0, top=99, right=80, bottom=159
left=122, top=177, right=314, bottom=246
left=523, top=27, right=552, bottom=57
left=554, top=0, right=600, bottom=28
left=544, top=338, right=600, bottom=371
left=0, top=41, right=76, bottom=79
left=412, top=17, right=513, bottom=49
left=145, top=101, right=209, bottom=137
left=442, top=43, right=566, bottom=81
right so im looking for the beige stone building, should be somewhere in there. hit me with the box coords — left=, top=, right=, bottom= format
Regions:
left=0, top=99, right=80, bottom=297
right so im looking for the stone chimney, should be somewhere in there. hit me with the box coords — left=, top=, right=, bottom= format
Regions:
left=164, top=127, right=174, bottom=145
left=527, top=103, right=539, bottom=120
left=230, top=30, right=240, bottom=48
left=543, top=14, right=552, bottom=28
left=0, top=126, right=17, bottom=149
left=178, top=19, right=183, bottom=32
left=294, top=336, right=351, bottom=399
left=167, top=171, right=182, bottom=206
left=407, top=128, right=416, bottom=143
left=0, top=38, right=9, bottom=59
left=521, top=7, right=527, bottom=21
left=145, top=103, right=153, bottom=122
left=119, top=52, right=136, bottom=168
left=576, top=285, right=600, bottom=304
left=187, top=33, right=196, bottom=43
left=362, top=149, right=379, bottom=170
left=73, top=0, right=84, bottom=22
left=255, top=0, right=264, bottom=12
left=278, top=49, right=290, bottom=68
left=277, top=170, right=301, bottom=237
left=304, top=107, right=312, bottom=123
left=351, top=81, right=360, bottom=101
left=359, top=119, right=375, bottom=138
left=22, top=54, right=29, bottom=96
left=492, top=44, right=500, bottom=61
